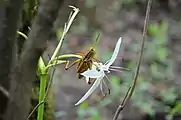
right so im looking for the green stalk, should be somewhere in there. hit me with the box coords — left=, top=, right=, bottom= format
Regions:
left=37, top=70, right=47, bottom=120
left=50, top=54, right=82, bottom=64
left=48, top=6, right=79, bottom=65
left=36, top=6, right=79, bottom=120
left=45, top=60, right=67, bottom=69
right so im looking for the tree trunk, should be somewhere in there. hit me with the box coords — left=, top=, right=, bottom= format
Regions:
left=0, top=0, right=23, bottom=119
left=4, top=0, right=64, bottom=120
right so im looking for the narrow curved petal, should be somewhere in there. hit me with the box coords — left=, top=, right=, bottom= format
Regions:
left=75, top=76, right=103, bottom=106
left=106, top=37, right=122, bottom=67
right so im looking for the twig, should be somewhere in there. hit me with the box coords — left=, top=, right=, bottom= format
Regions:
left=0, top=85, right=9, bottom=98
left=112, top=0, right=152, bottom=120
left=26, top=101, right=44, bottom=120
left=44, top=54, right=57, bottom=100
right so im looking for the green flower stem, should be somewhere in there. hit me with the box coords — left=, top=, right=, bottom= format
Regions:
left=37, top=70, right=47, bottom=120
left=45, top=60, right=67, bottom=69
left=37, top=6, right=79, bottom=120
left=50, top=54, right=82, bottom=63
left=48, top=6, right=79, bottom=65
left=37, top=60, right=66, bottom=120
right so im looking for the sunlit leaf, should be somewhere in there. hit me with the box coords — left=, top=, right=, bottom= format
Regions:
left=79, top=101, right=89, bottom=109
left=148, top=23, right=159, bottom=37
left=170, top=102, right=181, bottom=115
left=156, top=47, right=168, bottom=62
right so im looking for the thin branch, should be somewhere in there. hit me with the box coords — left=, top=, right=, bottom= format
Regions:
left=26, top=101, right=44, bottom=120
left=0, top=85, right=9, bottom=98
left=43, top=54, right=57, bottom=100
left=112, top=0, right=152, bottom=119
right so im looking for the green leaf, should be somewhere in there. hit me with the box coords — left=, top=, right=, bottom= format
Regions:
left=156, top=47, right=168, bottom=62
left=170, top=102, right=181, bottom=115
left=77, top=103, right=88, bottom=118
left=148, top=24, right=159, bottom=37
left=155, top=21, right=168, bottom=45
left=79, top=101, right=89, bottom=109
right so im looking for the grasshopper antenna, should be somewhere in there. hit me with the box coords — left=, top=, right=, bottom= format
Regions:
left=91, top=32, right=100, bottom=48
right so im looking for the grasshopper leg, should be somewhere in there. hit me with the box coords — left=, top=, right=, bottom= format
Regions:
left=65, top=59, right=80, bottom=70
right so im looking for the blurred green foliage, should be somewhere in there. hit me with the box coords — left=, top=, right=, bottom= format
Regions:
left=126, top=20, right=177, bottom=116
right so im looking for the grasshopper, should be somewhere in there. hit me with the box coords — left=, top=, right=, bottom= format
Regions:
left=65, top=33, right=100, bottom=80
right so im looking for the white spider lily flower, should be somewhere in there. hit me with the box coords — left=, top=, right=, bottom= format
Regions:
left=75, top=37, right=123, bottom=106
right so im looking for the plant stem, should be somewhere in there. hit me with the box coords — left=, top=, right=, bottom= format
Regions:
left=48, top=6, right=79, bottom=65
left=37, top=71, right=47, bottom=120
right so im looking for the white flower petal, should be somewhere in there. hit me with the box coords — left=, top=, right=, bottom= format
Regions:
left=81, top=67, right=102, bottom=78
left=75, top=76, right=103, bottom=106
left=105, top=37, right=122, bottom=67
left=85, top=76, right=90, bottom=84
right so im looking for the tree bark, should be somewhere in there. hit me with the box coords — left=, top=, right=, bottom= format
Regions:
left=0, top=0, right=23, bottom=119
left=4, top=0, right=64, bottom=120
